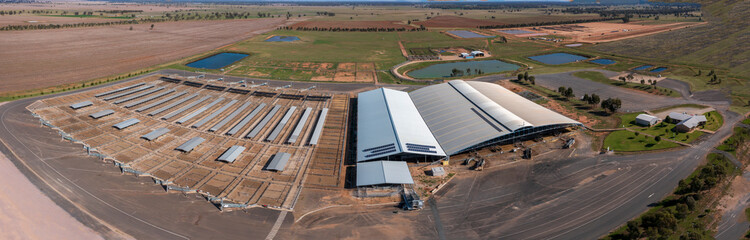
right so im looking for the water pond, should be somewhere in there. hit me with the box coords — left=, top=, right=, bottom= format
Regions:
left=650, top=67, right=668, bottom=73
left=447, top=30, right=493, bottom=38
left=407, top=60, right=519, bottom=79
left=590, top=58, right=616, bottom=65
left=633, top=65, right=653, bottom=71
left=528, top=53, right=589, bottom=65
left=186, top=53, right=249, bottom=69
left=265, top=36, right=301, bottom=42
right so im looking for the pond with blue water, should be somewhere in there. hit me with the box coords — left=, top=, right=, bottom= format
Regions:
left=528, top=53, right=589, bottom=65
left=650, top=67, right=668, bottom=73
left=407, top=60, right=519, bottom=79
left=447, top=30, right=493, bottom=38
left=265, top=36, right=301, bottom=42
left=633, top=65, right=653, bottom=71
left=186, top=53, right=249, bottom=69
left=498, top=29, right=535, bottom=35
left=590, top=59, right=616, bottom=65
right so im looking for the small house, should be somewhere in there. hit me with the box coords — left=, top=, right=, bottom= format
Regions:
left=459, top=53, right=470, bottom=58
left=471, top=51, right=485, bottom=57
left=666, top=112, right=692, bottom=123
left=635, top=114, right=660, bottom=126
left=675, top=115, right=707, bottom=133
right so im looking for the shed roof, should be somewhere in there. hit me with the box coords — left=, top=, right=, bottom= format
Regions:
left=70, top=101, right=93, bottom=109
left=176, top=137, right=205, bottom=152
left=677, top=115, right=707, bottom=129
left=141, top=128, right=170, bottom=141
left=266, top=152, right=291, bottom=171
left=90, top=109, right=115, bottom=119
left=218, top=145, right=245, bottom=163
left=113, top=118, right=140, bottom=130
left=668, top=112, right=692, bottom=122
left=356, top=88, right=446, bottom=162
left=356, top=161, right=414, bottom=187
left=636, top=114, right=660, bottom=122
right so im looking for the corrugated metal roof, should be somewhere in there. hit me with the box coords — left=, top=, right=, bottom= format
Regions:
left=147, top=93, right=198, bottom=116
left=135, top=91, right=187, bottom=112
left=677, top=115, right=707, bottom=129
left=125, top=89, right=175, bottom=108
left=141, top=128, right=170, bottom=141
left=176, top=97, right=224, bottom=124
left=210, top=101, right=252, bottom=132
left=114, top=86, right=164, bottom=104
left=356, top=88, right=446, bottom=162
left=308, top=108, right=328, bottom=145
left=636, top=114, right=660, bottom=122
left=287, top=107, right=313, bottom=144
left=245, top=105, right=282, bottom=139
left=266, top=152, right=291, bottom=171
left=227, top=103, right=266, bottom=136
left=192, top=99, right=237, bottom=128
left=176, top=137, right=205, bottom=152
left=95, top=83, right=145, bottom=97
left=161, top=95, right=210, bottom=120
left=217, top=145, right=245, bottom=163
left=89, top=109, right=115, bottom=119
left=70, top=101, right=93, bottom=109
left=113, top=118, right=140, bottom=130
left=668, top=112, right=692, bottom=122
left=267, top=106, right=297, bottom=142
left=103, top=85, right=153, bottom=101
left=356, top=161, right=414, bottom=187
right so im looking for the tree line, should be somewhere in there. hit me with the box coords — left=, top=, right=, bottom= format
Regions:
left=477, top=17, right=620, bottom=29
left=0, top=19, right=165, bottom=31
left=279, top=26, right=427, bottom=32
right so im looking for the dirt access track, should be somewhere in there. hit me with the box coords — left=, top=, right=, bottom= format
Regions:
left=0, top=18, right=286, bottom=95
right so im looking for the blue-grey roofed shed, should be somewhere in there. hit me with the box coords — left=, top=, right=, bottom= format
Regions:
left=141, top=128, right=170, bottom=141
left=218, top=146, right=246, bottom=163
left=266, top=152, right=291, bottom=171
left=113, top=118, right=140, bottom=130
left=89, top=109, right=115, bottom=119
left=70, top=101, right=93, bottom=109
left=356, top=161, right=414, bottom=187
left=176, top=137, right=205, bottom=152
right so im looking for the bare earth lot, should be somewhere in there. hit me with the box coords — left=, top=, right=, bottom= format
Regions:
left=0, top=15, right=125, bottom=27
left=0, top=2, right=202, bottom=12
left=0, top=18, right=286, bottom=94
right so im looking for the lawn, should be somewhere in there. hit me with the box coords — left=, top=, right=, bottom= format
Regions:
left=228, top=30, right=406, bottom=70
left=616, top=111, right=711, bottom=144
left=603, top=130, right=681, bottom=152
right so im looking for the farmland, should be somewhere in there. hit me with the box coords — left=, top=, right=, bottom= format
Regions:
left=0, top=18, right=286, bottom=95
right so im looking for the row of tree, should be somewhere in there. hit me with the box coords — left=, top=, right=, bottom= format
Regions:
left=450, top=67, right=485, bottom=77
left=477, top=17, right=620, bottom=29
left=517, top=72, right=535, bottom=85
left=0, top=19, right=163, bottom=31
left=285, top=26, right=426, bottom=32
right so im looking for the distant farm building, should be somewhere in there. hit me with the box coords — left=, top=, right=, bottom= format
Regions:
left=471, top=51, right=485, bottom=57
left=635, top=114, right=660, bottom=126
left=666, top=112, right=693, bottom=123
left=459, top=53, right=471, bottom=58
left=675, top=115, right=707, bottom=133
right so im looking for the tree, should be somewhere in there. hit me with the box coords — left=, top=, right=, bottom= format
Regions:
left=558, top=86, right=566, bottom=94
left=589, top=94, right=601, bottom=106
left=523, top=71, right=529, bottom=81
left=528, top=76, right=535, bottom=85
left=640, top=79, right=645, bottom=84
left=129, top=26, right=133, bottom=31
left=655, top=136, right=661, bottom=142
left=150, top=24, right=154, bottom=30
left=601, top=98, right=621, bottom=113
left=517, top=73, right=523, bottom=81
left=565, top=87, right=574, bottom=98
left=685, top=196, right=696, bottom=210
left=583, top=94, right=590, bottom=102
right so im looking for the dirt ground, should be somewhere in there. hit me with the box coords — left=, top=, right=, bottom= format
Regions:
left=0, top=2, right=203, bottom=12
left=0, top=152, right=102, bottom=239
left=653, top=106, right=714, bottom=119
left=509, top=21, right=705, bottom=43
left=291, top=20, right=414, bottom=29
left=0, top=14, right=126, bottom=27
left=0, top=18, right=286, bottom=94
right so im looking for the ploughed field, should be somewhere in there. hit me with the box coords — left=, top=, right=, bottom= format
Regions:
left=0, top=18, right=285, bottom=94
left=291, top=20, right=414, bottom=29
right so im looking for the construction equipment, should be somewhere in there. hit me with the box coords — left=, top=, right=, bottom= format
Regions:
left=523, top=148, right=532, bottom=159
left=402, top=188, right=423, bottom=211
left=562, top=138, right=575, bottom=149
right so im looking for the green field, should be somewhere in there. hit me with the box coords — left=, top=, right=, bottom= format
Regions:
left=603, top=130, right=681, bottom=152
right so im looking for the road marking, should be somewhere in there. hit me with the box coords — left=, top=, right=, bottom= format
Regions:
left=648, top=193, right=654, bottom=198
left=265, top=211, right=287, bottom=240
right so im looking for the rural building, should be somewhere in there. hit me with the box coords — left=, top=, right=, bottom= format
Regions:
left=459, top=53, right=470, bottom=58
left=355, top=80, right=582, bottom=186
left=635, top=114, right=660, bottom=126
left=356, top=161, right=414, bottom=187
left=471, top=51, right=485, bottom=57
left=675, top=115, right=707, bottom=133
left=667, top=112, right=692, bottom=123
